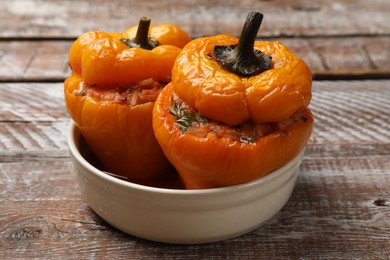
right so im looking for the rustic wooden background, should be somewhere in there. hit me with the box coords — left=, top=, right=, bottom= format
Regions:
left=1, top=0, right=389, bottom=259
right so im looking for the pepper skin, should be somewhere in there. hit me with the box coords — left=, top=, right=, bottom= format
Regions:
left=68, top=23, right=191, bottom=86
left=153, top=83, right=313, bottom=189
left=172, top=35, right=312, bottom=126
left=153, top=12, right=313, bottom=189
left=65, top=21, right=191, bottom=180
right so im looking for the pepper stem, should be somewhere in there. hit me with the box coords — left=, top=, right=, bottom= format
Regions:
left=135, top=17, right=152, bottom=48
left=120, top=17, right=159, bottom=50
left=214, top=11, right=272, bottom=76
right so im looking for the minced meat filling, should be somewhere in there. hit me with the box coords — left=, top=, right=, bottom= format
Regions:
left=81, top=78, right=164, bottom=106
left=170, top=93, right=308, bottom=143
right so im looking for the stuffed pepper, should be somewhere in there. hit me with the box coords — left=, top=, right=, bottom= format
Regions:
left=65, top=17, right=191, bottom=181
left=153, top=12, right=314, bottom=189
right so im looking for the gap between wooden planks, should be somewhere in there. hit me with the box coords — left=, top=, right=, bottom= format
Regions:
left=0, top=36, right=389, bottom=82
left=0, top=0, right=389, bottom=39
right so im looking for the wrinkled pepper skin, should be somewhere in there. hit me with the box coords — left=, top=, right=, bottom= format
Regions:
left=69, top=24, right=191, bottom=86
left=172, top=35, right=312, bottom=126
left=65, top=23, right=191, bottom=180
left=153, top=84, right=313, bottom=189
left=153, top=33, right=313, bottom=189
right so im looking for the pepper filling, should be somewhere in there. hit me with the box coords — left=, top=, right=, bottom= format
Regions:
left=75, top=78, right=164, bottom=106
left=169, top=92, right=308, bottom=144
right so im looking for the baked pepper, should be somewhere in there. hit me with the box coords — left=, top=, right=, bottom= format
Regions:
left=69, top=17, right=191, bottom=86
left=153, top=12, right=313, bottom=189
left=65, top=18, right=191, bottom=181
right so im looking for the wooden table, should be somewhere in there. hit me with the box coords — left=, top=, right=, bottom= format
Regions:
left=1, top=0, right=389, bottom=258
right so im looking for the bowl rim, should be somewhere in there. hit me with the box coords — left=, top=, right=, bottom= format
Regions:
left=68, top=120, right=304, bottom=195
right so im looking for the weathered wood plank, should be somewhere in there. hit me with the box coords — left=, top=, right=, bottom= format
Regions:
left=1, top=0, right=389, bottom=258
left=1, top=121, right=389, bottom=162
left=310, top=80, right=390, bottom=145
left=290, top=36, right=390, bottom=80
left=0, top=41, right=72, bottom=82
left=0, top=80, right=389, bottom=160
left=0, top=82, right=67, bottom=121
left=0, top=157, right=389, bottom=259
left=0, top=121, right=69, bottom=161
left=0, top=37, right=389, bottom=82
left=0, top=0, right=389, bottom=39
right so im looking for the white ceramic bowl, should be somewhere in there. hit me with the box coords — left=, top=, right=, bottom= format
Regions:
left=68, top=121, right=304, bottom=244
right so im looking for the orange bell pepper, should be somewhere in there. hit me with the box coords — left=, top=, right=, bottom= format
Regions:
left=68, top=17, right=191, bottom=87
left=172, top=21, right=311, bottom=125
left=65, top=18, right=191, bottom=181
left=153, top=12, right=313, bottom=189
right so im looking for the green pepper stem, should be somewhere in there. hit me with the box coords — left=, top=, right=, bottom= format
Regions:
left=214, top=11, right=271, bottom=76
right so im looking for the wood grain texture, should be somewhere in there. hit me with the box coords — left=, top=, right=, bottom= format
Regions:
left=0, top=82, right=69, bottom=161
left=1, top=80, right=389, bottom=159
left=0, top=36, right=389, bottom=82
left=0, top=80, right=389, bottom=258
left=0, top=0, right=389, bottom=39
left=0, top=41, right=71, bottom=82
left=0, top=82, right=67, bottom=121
left=310, top=80, right=390, bottom=145
left=1, top=0, right=390, bottom=256
left=0, top=157, right=389, bottom=259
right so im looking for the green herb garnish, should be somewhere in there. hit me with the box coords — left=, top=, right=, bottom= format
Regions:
left=240, top=135, right=255, bottom=144
left=169, top=99, right=208, bottom=132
